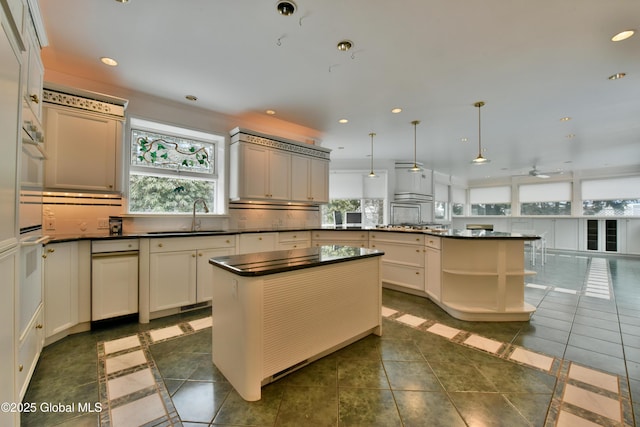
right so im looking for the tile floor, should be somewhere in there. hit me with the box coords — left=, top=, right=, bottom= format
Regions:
left=21, top=250, right=640, bottom=426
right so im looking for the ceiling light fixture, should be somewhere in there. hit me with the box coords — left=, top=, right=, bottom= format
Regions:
left=391, top=107, right=402, bottom=114
left=276, top=0, right=296, bottom=16
left=100, top=57, right=118, bottom=66
left=409, top=120, right=421, bottom=172
left=471, top=101, right=490, bottom=165
left=611, top=30, right=635, bottom=42
left=608, top=72, right=626, bottom=80
left=265, top=109, right=276, bottom=115
left=560, top=116, right=571, bottom=122
left=337, top=40, right=353, bottom=51
left=338, top=118, right=349, bottom=124
left=367, top=132, right=378, bottom=178
left=114, top=0, right=129, bottom=3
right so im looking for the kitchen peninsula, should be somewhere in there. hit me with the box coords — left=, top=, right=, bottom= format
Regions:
left=208, top=246, right=384, bottom=401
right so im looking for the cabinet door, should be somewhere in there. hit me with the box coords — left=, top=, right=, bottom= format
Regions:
left=237, top=233, right=278, bottom=254
left=43, top=242, right=79, bottom=338
left=44, top=105, right=119, bottom=191
left=309, top=158, right=329, bottom=203
left=291, top=154, right=310, bottom=202
left=267, top=149, right=291, bottom=200
left=241, top=143, right=269, bottom=199
left=0, top=249, right=16, bottom=427
left=425, top=247, right=441, bottom=301
left=92, top=254, right=138, bottom=320
left=149, top=250, right=196, bottom=311
left=23, top=24, right=43, bottom=122
left=196, top=247, right=235, bottom=303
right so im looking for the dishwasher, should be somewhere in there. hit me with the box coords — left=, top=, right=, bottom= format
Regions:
left=91, top=239, right=139, bottom=323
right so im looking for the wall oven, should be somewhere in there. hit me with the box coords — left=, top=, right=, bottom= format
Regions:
left=20, top=114, right=45, bottom=239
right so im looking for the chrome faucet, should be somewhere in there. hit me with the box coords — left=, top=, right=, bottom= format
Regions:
left=191, top=198, right=209, bottom=231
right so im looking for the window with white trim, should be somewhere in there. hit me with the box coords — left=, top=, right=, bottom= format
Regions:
left=127, top=118, right=225, bottom=214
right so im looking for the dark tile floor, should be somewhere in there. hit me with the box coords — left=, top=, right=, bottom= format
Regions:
left=21, top=250, right=640, bottom=426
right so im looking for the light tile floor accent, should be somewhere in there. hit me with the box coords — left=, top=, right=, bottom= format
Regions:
left=509, top=347, right=555, bottom=371
left=149, top=325, right=184, bottom=342
left=380, top=306, right=398, bottom=317
left=103, top=335, right=141, bottom=355
left=464, top=333, right=503, bottom=354
left=569, top=363, right=619, bottom=394
left=427, top=322, right=461, bottom=339
left=395, top=313, right=426, bottom=327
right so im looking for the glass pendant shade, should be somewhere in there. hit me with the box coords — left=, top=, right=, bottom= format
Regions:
left=367, top=132, right=378, bottom=178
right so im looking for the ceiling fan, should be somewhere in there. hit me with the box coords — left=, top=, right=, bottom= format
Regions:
left=519, top=165, right=564, bottom=179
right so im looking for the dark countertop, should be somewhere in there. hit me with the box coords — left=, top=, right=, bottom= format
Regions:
left=209, top=245, right=384, bottom=276
left=43, top=226, right=539, bottom=244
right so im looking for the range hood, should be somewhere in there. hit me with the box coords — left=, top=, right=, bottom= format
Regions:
left=393, top=161, right=433, bottom=202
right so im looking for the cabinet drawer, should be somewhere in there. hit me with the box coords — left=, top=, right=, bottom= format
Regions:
left=17, top=307, right=43, bottom=400
left=425, top=236, right=441, bottom=249
left=150, top=235, right=235, bottom=253
left=312, top=230, right=368, bottom=241
left=371, top=242, right=424, bottom=266
left=370, top=232, right=424, bottom=245
left=92, top=239, right=139, bottom=253
left=382, top=263, right=424, bottom=290
left=278, top=231, right=311, bottom=242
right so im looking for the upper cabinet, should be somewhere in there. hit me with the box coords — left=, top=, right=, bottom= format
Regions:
left=21, top=16, right=43, bottom=124
left=229, top=128, right=330, bottom=204
left=42, top=87, right=127, bottom=192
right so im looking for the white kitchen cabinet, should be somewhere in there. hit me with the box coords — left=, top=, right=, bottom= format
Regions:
left=237, top=232, right=278, bottom=254
left=196, top=247, right=234, bottom=302
left=147, top=236, right=235, bottom=314
left=291, top=155, right=329, bottom=203
left=277, top=231, right=311, bottom=250
left=0, top=248, right=17, bottom=427
left=370, top=232, right=425, bottom=291
left=231, top=142, right=291, bottom=201
left=425, top=237, right=441, bottom=301
left=44, top=104, right=122, bottom=192
left=43, top=241, right=79, bottom=338
left=150, top=249, right=196, bottom=312
left=21, top=17, right=43, bottom=124
left=16, top=306, right=43, bottom=400
left=312, top=230, right=369, bottom=248
left=92, top=240, right=139, bottom=321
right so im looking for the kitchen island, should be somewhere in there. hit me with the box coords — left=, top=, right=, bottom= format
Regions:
left=208, top=245, right=384, bottom=401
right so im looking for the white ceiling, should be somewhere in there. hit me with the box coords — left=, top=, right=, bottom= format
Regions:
left=38, top=0, right=640, bottom=181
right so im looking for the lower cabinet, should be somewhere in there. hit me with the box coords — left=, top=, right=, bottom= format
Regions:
left=425, top=237, right=442, bottom=301
left=43, top=241, right=91, bottom=344
left=148, top=236, right=235, bottom=313
left=0, top=248, right=17, bottom=424
left=277, top=231, right=311, bottom=250
left=237, top=232, right=278, bottom=254
left=369, top=232, right=425, bottom=291
left=16, top=307, right=43, bottom=400
left=312, top=230, right=369, bottom=248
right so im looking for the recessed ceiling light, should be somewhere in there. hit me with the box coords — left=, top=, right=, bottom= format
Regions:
left=560, top=117, right=571, bottom=122
left=276, top=0, right=296, bottom=16
left=611, top=30, right=635, bottom=42
left=337, top=40, right=353, bottom=51
left=608, top=72, right=626, bottom=80
left=115, top=0, right=129, bottom=3
left=265, top=109, right=276, bottom=115
left=565, top=134, right=575, bottom=139
left=185, top=95, right=198, bottom=101
left=338, top=118, right=349, bottom=124
left=391, top=107, right=402, bottom=114
left=461, top=137, right=468, bottom=142
left=100, top=57, right=118, bottom=66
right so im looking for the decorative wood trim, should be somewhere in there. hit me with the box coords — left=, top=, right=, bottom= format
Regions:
left=43, top=89, right=126, bottom=118
left=231, top=129, right=330, bottom=160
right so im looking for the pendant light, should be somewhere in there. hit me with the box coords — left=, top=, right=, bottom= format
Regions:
left=367, top=132, right=378, bottom=178
left=409, top=120, right=421, bottom=172
left=471, top=101, right=490, bottom=164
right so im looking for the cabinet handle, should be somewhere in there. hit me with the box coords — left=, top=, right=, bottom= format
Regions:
left=18, top=365, right=23, bottom=372
left=192, top=253, right=196, bottom=257
left=226, top=240, right=230, bottom=243
left=259, top=237, right=262, bottom=240
left=415, top=272, right=420, bottom=275
left=47, top=248, right=55, bottom=253
left=30, top=94, right=39, bottom=104
left=35, top=324, right=43, bottom=329
left=42, top=254, right=47, bottom=259
left=416, top=238, right=420, bottom=241
left=108, top=185, right=113, bottom=189
left=372, top=245, right=376, bottom=248
left=128, top=244, right=132, bottom=248
left=416, top=249, right=420, bottom=253
left=429, top=240, right=434, bottom=244
left=158, top=243, right=163, bottom=247
left=198, top=253, right=203, bottom=257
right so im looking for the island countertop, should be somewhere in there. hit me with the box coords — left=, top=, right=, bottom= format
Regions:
left=209, top=245, right=384, bottom=276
